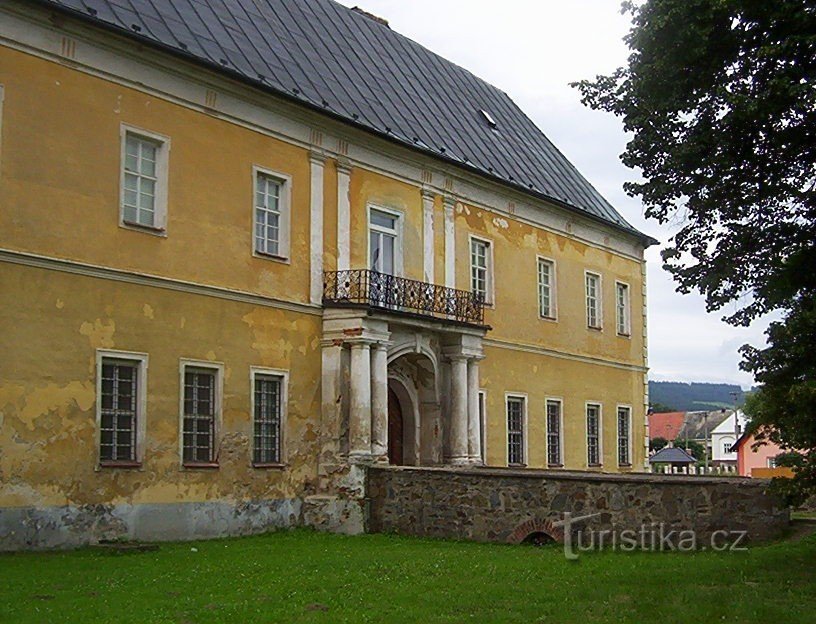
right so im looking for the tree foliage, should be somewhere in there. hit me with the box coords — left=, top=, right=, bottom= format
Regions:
left=573, top=0, right=816, bottom=501
left=650, top=436, right=669, bottom=452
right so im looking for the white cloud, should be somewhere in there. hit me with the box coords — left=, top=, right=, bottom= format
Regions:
left=337, top=0, right=768, bottom=387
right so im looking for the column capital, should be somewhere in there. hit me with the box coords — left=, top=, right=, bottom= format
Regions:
left=309, top=150, right=327, bottom=166
left=336, top=159, right=353, bottom=175
left=443, top=194, right=456, bottom=212
left=421, top=188, right=436, bottom=201
left=443, top=346, right=483, bottom=361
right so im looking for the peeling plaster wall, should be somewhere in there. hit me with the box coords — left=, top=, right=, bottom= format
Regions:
left=0, top=264, right=321, bottom=548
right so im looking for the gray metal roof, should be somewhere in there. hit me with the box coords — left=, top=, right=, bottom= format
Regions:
left=649, top=447, right=697, bottom=464
left=38, top=0, right=651, bottom=241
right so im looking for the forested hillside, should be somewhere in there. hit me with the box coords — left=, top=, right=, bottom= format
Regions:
left=649, top=381, right=744, bottom=412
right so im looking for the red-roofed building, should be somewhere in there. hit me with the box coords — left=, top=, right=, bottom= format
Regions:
left=649, top=412, right=686, bottom=441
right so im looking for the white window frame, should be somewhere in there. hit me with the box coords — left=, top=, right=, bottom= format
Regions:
left=119, top=123, right=170, bottom=235
left=469, top=234, right=495, bottom=306
left=617, top=404, right=633, bottom=467
left=178, top=359, right=224, bottom=468
left=585, top=401, right=603, bottom=467
left=536, top=256, right=557, bottom=320
left=250, top=366, right=289, bottom=467
left=505, top=393, right=528, bottom=467
left=545, top=397, right=564, bottom=467
left=615, top=280, right=631, bottom=337
left=252, top=165, right=292, bottom=262
left=95, top=349, right=148, bottom=468
left=367, top=204, right=404, bottom=276
left=585, top=270, right=603, bottom=330
left=479, top=389, right=487, bottom=465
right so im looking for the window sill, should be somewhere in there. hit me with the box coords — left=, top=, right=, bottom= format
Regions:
left=587, top=325, right=603, bottom=332
left=254, top=250, right=290, bottom=264
left=539, top=314, right=558, bottom=322
left=252, top=462, right=286, bottom=470
left=182, top=462, right=219, bottom=470
left=587, top=463, right=603, bottom=469
left=508, top=463, right=527, bottom=468
left=617, top=332, right=631, bottom=339
left=99, top=460, right=141, bottom=469
left=618, top=463, right=632, bottom=469
left=547, top=464, right=564, bottom=469
left=121, top=220, right=167, bottom=237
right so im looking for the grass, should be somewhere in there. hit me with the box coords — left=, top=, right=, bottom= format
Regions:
left=1, top=529, right=814, bottom=623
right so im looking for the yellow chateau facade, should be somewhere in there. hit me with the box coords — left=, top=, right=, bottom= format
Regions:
left=0, top=0, right=653, bottom=547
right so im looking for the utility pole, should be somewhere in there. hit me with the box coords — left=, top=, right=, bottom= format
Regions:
left=704, top=411, right=709, bottom=473
left=730, top=391, right=740, bottom=474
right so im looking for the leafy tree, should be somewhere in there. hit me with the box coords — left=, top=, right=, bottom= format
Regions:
left=677, top=439, right=706, bottom=462
left=650, top=436, right=669, bottom=453
left=649, top=402, right=676, bottom=414
left=573, top=0, right=816, bottom=502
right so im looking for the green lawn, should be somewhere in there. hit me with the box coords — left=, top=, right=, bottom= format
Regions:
left=1, top=529, right=814, bottom=623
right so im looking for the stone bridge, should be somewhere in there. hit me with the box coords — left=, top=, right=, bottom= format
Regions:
left=366, top=465, right=789, bottom=546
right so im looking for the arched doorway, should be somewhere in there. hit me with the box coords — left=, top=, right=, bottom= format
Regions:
left=387, top=388, right=404, bottom=465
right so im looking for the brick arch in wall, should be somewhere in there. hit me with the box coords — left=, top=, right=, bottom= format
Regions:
left=508, top=517, right=565, bottom=545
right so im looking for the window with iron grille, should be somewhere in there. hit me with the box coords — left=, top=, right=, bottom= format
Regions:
left=546, top=399, right=562, bottom=466
left=470, top=238, right=491, bottom=303
left=586, top=272, right=601, bottom=328
left=255, top=172, right=283, bottom=256
left=537, top=258, right=555, bottom=318
left=99, top=358, right=139, bottom=463
left=506, top=396, right=525, bottom=465
left=586, top=404, right=601, bottom=466
left=617, top=406, right=631, bottom=465
left=253, top=373, right=283, bottom=465
left=616, top=282, right=630, bottom=336
left=182, top=367, right=217, bottom=464
left=122, top=131, right=165, bottom=229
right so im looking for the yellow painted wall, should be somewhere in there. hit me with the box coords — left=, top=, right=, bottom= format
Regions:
left=0, top=46, right=312, bottom=304
left=0, top=263, right=321, bottom=508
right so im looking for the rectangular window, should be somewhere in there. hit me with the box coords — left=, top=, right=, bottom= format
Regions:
left=616, top=282, right=631, bottom=336
left=586, top=404, right=601, bottom=466
left=255, top=172, right=282, bottom=256
left=546, top=399, right=562, bottom=466
left=182, top=365, right=220, bottom=465
left=537, top=258, right=556, bottom=319
left=617, top=406, right=631, bottom=466
left=121, top=126, right=168, bottom=231
left=506, top=396, right=525, bottom=466
left=99, top=358, right=139, bottom=463
left=369, top=207, right=399, bottom=275
left=253, top=372, right=284, bottom=465
left=586, top=272, right=602, bottom=329
left=470, top=237, right=492, bottom=304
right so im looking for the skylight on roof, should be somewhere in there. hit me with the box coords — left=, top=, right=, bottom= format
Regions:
left=480, top=109, right=497, bottom=128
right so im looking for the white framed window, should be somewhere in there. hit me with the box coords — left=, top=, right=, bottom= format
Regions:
left=253, top=166, right=292, bottom=260
left=767, top=457, right=777, bottom=469
left=179, top=359, right=224, bottom=467
left=506, top=394, right=527, bottom=466
left=537, top=257, right=557, bottom=319
left=479, top=389, right=487, bottom=465
left=616, top=281, right=631, bottom=336
left=546, top=398, right=563, bottom=466
left=368, top=205, right=403, bottom=276
left=586, top=403, right=602, bottom=467
left=722, top=439, right=734, bottom=455
left=470, top=235, right=494, bottom=305
left=617, top=405, right=632, bottom=466
left=120, top=124, right=169, bottom=232
left=96, top=350, right=148, bottom=467
left=585, top=271, right=602, bottom=329
left=251, top=367, right=288, bottom=466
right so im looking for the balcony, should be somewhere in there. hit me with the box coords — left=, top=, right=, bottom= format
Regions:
left=323, top=270, right=486, bottom=326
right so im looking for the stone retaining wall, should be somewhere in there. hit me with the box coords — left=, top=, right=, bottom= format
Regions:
left=367, top=466, right=789, bottom=546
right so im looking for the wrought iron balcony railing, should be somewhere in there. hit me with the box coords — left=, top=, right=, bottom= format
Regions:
left=323, top=270, right=485, bottom=326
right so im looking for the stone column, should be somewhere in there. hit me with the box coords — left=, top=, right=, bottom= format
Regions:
left=449, top=355, right=469, bottom=464
left=348, top=341, right=372, bottom=462
left=319, top=341, right=344, bottom=484
left=467, top=358, right=482, bottom=464
left=309, top=152, right=326, bottom=305
left=422, top=190, right=435, bottom=284
left=336, top=161, right=352, bottom=271
left=370, top=342, right=389, bottom=461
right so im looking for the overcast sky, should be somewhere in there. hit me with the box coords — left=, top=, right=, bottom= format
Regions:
left=336, top=0, right=770, bottom=388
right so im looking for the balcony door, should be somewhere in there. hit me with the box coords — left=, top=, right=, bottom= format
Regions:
left=369, top=207, right=399, bottom=276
